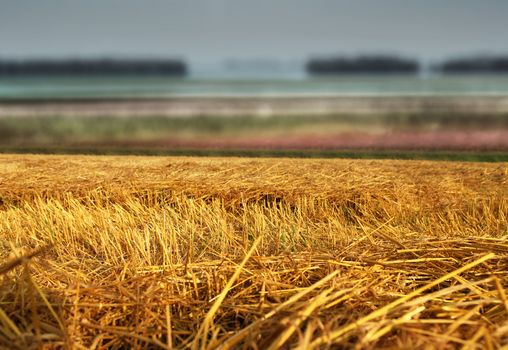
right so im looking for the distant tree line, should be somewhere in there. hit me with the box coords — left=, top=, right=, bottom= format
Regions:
left=438, top=56, right=508, bottom=74
left=0, top=59, right=187, bottom=77
left=307, top=55, right=508, bottom=75
left=306, top=55, right=419, bottom=75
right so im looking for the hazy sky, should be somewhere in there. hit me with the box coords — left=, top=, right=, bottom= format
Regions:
left=1, top=0, right=508, bottom=64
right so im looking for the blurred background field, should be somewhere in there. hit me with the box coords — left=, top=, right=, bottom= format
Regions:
left=1, top=73, right=508, bottom=159
left=1, top=0, right=508, bottom=159
left=1, top=94, right=508, bottom=159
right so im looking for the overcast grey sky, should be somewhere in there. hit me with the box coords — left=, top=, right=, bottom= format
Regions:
left=1, top=0, right=507, bottom=64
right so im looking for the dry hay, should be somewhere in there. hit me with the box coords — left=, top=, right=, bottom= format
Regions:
left=0, top=154, right=507, bottom=349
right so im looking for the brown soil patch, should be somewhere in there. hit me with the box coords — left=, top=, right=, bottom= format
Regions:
left=100, top=129, right=508, bottom=151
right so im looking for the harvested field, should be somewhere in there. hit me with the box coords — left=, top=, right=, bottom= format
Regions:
left=0, top=154, right=507, bottom=349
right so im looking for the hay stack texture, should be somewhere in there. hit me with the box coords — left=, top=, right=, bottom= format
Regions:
left=0, top=155, right=507, bottom=349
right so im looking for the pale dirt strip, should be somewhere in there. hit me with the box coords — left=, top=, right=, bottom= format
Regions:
left=2, top=95, right=508, bottom=117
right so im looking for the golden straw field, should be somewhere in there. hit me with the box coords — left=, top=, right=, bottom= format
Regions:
left=0, top=154, right=507, bottom=349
